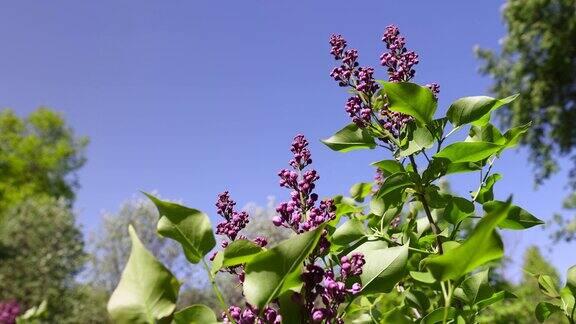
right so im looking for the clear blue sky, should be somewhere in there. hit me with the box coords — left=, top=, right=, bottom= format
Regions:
left=1, top=1, right=573, bottom=280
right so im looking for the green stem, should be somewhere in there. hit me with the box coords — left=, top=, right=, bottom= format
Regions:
left=408, top=155, right=443, bottom=254
left=201, top=258, right=234, bottom=323
left=442, top=280, right=454, bottom=324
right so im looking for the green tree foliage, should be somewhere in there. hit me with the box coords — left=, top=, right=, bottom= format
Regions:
left=478, top=246, right=566, bottom=323
left=0, top=197, right=106, bottom=323
left=476, top=0, right=576, bottom=185
left=0, top=108, right=88, bottom=217
left=550, top=192, right=576, bottom=242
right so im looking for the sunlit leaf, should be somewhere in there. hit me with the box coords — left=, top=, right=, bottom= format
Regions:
left=321, top=123, right=376, bottom=152
left=173, top=305, right=218, bottom=324
left=144, top=193, right=215, bottom=264
left=379, top=82, right=437, bottom=125
left=107, top=226, right=180, bottom=324
left=243, top=226, right=324, bottom=310
left=423, top=200, right=511, bottom=280
left=446, top=94, right=518, bottom=126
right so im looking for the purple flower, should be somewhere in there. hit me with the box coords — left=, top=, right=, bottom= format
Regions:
left=275, top=135, right=330, bottom=233
left=380, top=25, right=419, bottom=82
left=0, top=300, right=20, bottom=324
left=222, top=305, right=281, bottom=324
left=426, top=82, right=440, bottom=99
left=329, top=34, right=347, bottom=60
left=297, top=253, right=365, bottom=323
left=253, top=236, right=268, bottom=247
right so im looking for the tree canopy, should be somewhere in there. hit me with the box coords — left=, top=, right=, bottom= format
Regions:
left=0, top=108, right=88, bottom=216
left=476, top=0, right=576, bottom=186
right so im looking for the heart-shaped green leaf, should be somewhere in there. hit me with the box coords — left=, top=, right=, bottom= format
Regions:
left=380, top=82, right=437, bottom=125
left=321, top=123, right=376, bottom=152
left=434, top=142, right=501, bottom=163
left=211, top=239, right=264, bottom=274
left=107, top=225, right=180, bottom=324
left=535, top=302, right=563, bottom=323
left=173, top=305, right=218, bottom=324
left=446, top=94, right=518, bottom=126
left=357, top=244, right=408, bottom=294
left=144, top=193, right=216, bottom=264
left=243, top=226, right=324, bottom=310
left=483, top=200, right=544, bottom=229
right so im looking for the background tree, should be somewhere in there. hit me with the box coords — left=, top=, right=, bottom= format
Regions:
left=86, top=196, right=200, bottom=294
left=478, top=246, right=565, bottom=323
left=0, top=197, right=106, bottom=323
left=0, top=108, right=88, bottom=218
left=550, top=192, right=576, bottom=242
left=476, top=0, right=576, bottom=185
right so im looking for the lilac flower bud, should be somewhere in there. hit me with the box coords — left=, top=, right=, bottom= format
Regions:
left=426, top=82, right=440, bottom=99
left=0, top=300, right=20, bottom=324
left=380, top=25, right=419, bottom=82
left=254, top=236, right=268, bottom=247
left=329, top=34, right=347, bottom=60
left=350, top=282, right=362, bottom=295
left=312, top=309, right=326, bottom=322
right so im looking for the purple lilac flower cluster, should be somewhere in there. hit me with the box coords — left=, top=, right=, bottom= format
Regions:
left=215, top=191, right=249, bottom=242
left=273, top=135, right=336, bottom=233
left=223, top=305, right=281, bottom=324
left=330, top=25, right=441, bottom=139
left=214, top=192, right=280, bottom=323
left=426, top=82, right=440, bottom=99
left=329, top=34, right=379, bottom=128
left=295, top=253, right=366, bottom=323
left=213, top=192, right=267, bottom=278
left=380, top=25, right=419, bottom=82
left=0, top=300, right=20, bottom=324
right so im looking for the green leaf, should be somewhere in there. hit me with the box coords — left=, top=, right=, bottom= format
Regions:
left=560, top=287, right=575, bottom=319
left=211, top=239, right=263, bottom=274
left=566, top=265, right=576, bottom=295
left=443, top=196, right=475, bottom=224
left=502, top=122, right=531, bottom=149
left=321, top=123, right=376, bottom=152
left=472, top=173, right=502, bottom=203
left=476, top=290, right=516, bottom=310
left=446, top=94, right=518, bottom=127
left=16, top=301, right=47, bottom=323
left=375, top=172, right=414, bottom=199
left=357, top=244, right=409, bottom=294
left=434, top=142, right=501, bottom=163
left=423, top=200, right=511, bottom=280
left=398, top=121, right=435, bottom=157
left=483, top=201, right=544, bottom=229
left=350, top=182, right=373, bottom=202
left=144, top=193, right=216, bottom=264
left=107, top=226, right=180, bottom=324
left=380, top=81, right=437, bottom=125
left=371, top=159, right=405, bottom=176
left=536, top=274, right=560, bottom=298
left=466, top=124, right=505, bottom=144
left=409, top=271, right=436, bottom=284
left=535, top=302, right=563, bottom=323
left=453, top=269, right=493, bottom=305
left=278, top=291, right=303, bottom=324
left=420, top=307, right=456, bottom=324
left=243, top=226, right=324, bottom=310
left=332, top=219, right=366, bottom=246
left=405, top=289, right=430, bottom=312
left=173, top=305, right=218, bottom=324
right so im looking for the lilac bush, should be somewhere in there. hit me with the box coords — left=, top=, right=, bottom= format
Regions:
left=105, top=24, right=571, bottom=324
